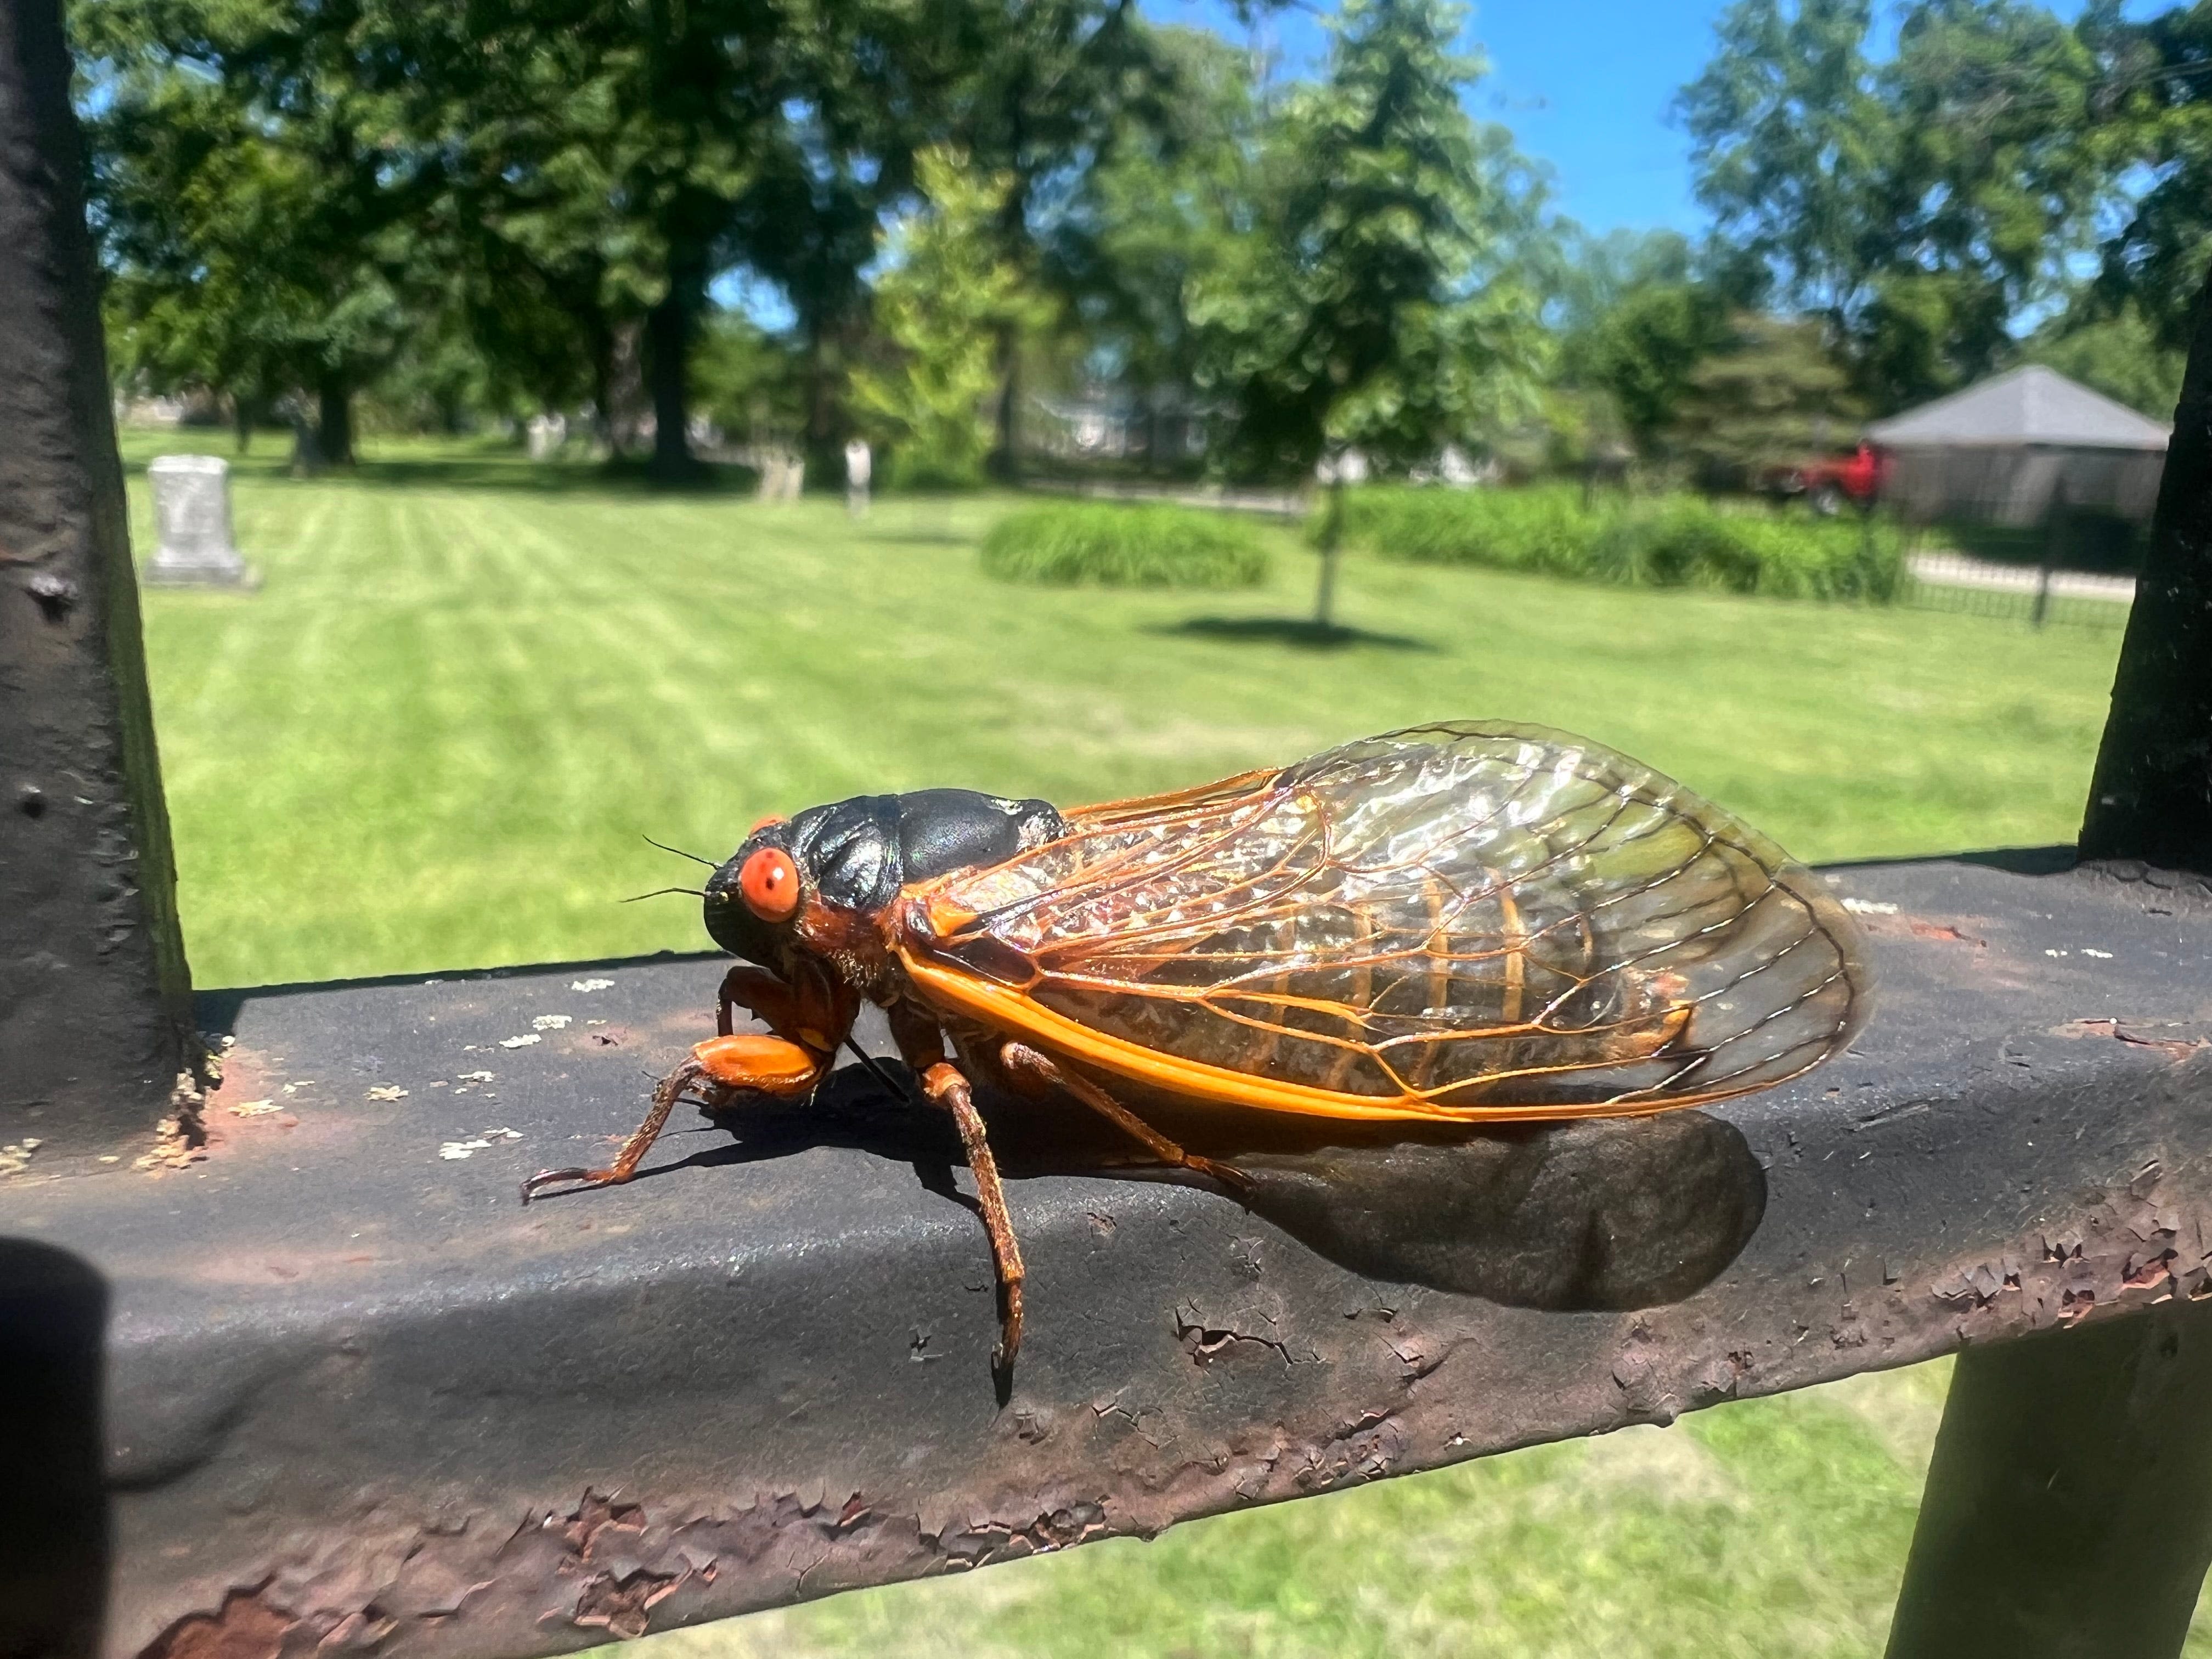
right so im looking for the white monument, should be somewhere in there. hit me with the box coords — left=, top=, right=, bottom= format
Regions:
left=526, top=413, right=567, bottom=461
left=755, top=445, right=805, bottom=503
left=844, top=437, right=872, bottom=517
left=144, top=455, right=256, bottom=587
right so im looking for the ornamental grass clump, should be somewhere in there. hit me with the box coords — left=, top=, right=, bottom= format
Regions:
left=1589, top=501, right=1905, bottom=600
left=1335, top=483, right=1602, bottom=577
left=1336, top=484, right=1904, bottom=601
left=982, top=501, right=1272, bottom=589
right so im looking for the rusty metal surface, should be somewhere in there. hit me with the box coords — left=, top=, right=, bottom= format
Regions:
left=2, top=853, right=2209, bottom=1658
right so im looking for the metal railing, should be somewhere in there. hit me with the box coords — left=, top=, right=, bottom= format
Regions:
left=1901, top=550, right=2137, bottom=628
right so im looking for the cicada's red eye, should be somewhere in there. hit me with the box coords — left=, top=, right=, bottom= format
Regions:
left=748, top=814, right=784, bottom=835
left=739, top=845, right=800, bottom=923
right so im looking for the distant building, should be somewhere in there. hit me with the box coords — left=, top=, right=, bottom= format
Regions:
left=1866, top=365, right=2169, bottom=528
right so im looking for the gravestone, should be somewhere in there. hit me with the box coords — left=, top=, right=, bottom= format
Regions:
left=526, top=413, right=567, bottom=461
left=755, top=446, right=805, bottom=503
left=143, top=455, right=256, bottom=587
left=844, top=438, right=871, bottom=517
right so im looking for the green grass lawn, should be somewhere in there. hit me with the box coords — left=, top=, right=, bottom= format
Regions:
left=127, top=430, right=2121, bottom=991
left=121, top=431, right=2205, bottom=1656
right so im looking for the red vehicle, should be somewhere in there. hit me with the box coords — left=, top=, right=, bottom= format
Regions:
left=1762, top=442, right=1886, bottom=515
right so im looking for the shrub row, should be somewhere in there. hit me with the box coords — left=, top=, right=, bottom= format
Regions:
left=1335, top=484, right=1905, bottom=602
left=982, top=500, right=1272, bottom=589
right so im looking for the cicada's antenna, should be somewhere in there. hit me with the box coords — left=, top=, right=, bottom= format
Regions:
left=622, top=887, right=707, bottom=904
left=642, top=835, right=718, bottom=868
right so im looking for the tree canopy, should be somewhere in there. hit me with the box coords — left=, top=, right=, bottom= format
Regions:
left=73, top=0, right=2212, bottom=480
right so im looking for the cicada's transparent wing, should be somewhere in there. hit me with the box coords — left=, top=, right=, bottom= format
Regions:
left=907, top=723, right=1871, bottom=1120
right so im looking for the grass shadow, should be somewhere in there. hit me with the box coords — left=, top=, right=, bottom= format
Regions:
left=1161, top=616, right=1437, bottom=652
left=868, top=529, right=976, bottom=548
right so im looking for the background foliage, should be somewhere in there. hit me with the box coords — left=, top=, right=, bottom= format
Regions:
left=77, top=0, right=2212, bottom=484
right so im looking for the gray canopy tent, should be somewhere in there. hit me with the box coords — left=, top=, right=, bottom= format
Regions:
left=1866, top=364, right=2170, bottom=528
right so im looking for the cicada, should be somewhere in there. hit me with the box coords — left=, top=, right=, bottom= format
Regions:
left=526, top=722, right=1871, bottom=1369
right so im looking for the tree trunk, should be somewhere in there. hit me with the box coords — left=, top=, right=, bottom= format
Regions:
left=316, top=371, right=354, bottom=468
left=645, top=285, right=697, bottom=483
left=1313, top=475, right=1345, bottom=633
left=988, top=324, right=1022, bottom=482
left=606, top=319, right=646, bottom=458
left=587, top=320, right=616, bottom=456
left=232, top=393, right=251, bottom=455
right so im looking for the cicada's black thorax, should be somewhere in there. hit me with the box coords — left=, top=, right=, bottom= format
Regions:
left=703, top=788, right=1066, bottom=964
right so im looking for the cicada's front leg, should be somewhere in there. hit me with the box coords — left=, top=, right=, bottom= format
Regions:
left=522, top=965, right=846, bottom=1203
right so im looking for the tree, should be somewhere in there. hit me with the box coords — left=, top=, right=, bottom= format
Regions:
left=1669, top=312, right=1859, bottom=483
left=1554, top=230, right=1733, bottom=456
left=1866, top=0, right=2101, bottom=403
left=2024, top=303, right=2190, bottom=418
left=2082, top=0, right=2212, bottom=353
left=1042, top=27, right=1262, bottom=413
left=848, top=149, right=1048, bottom=487
left=80, top=0, right=442, bottom=464
left=1192, top=0, right=1550, bottom=628
left=1677, top=1, right=1889, bottom=334
left=932, top=0, right=1176, bottom=476
left=1678, top=0, right=2102, bottom=410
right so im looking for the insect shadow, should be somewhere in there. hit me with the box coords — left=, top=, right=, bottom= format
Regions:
left=653, top=1059, right=1765, bottom=1316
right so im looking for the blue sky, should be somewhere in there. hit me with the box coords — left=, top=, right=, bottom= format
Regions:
left=1150, top=0, right=2164, bottom=239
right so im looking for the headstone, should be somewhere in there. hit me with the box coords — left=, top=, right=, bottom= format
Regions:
left=755, top=446, right=805, bottom=503
left=143, top=455, right=257, bottom=587
left=844, top=438, right=872, bottom=517
left=526, top=413, right=567, bottom=461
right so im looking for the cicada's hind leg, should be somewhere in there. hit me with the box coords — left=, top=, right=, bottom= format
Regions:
left=998, top=1041, right=1250, bottom=1200
left=521, top=1034, right=824, bottom=1201
left=917, top=1060, right=1026, bottom=1375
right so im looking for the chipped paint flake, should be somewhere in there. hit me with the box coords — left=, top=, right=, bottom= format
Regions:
left=572, top=978, right=615, bottom=992
left=533, top=1014, right=573, bottom=1031
left=1841, top=898, right=1899, bottom=915
left=366, top=1085, right=409, bottom=1102
left=500, top=1034, right=542, bottom=1049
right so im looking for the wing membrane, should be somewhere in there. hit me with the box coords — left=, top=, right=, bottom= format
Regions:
left=899, top=723, right=1871, bottom=1120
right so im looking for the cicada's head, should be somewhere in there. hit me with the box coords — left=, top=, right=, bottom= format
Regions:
left=703, top=819, right=810, bottom=970
left=703, top=795, right=912, bottom=983
left=705, top=790, right=1066, bottom=979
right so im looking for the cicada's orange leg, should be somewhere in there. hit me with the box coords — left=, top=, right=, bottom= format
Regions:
left=521, top=1033, right=823, bottom=1201
left=917, top=1060, right=1026, bottom=1374
left=998, top=1041, right=1250, bottom=1200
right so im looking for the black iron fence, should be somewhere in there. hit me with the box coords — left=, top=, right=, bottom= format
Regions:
left=1900, top=549, right=2136, bottom=629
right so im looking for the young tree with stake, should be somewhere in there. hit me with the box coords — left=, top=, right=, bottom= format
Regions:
left=1194, top=0, right=1548, bottom=631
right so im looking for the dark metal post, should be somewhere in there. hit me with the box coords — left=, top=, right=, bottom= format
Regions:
left=1884, top=1304, right=2212, bottom=1658
left=1888, top=264, right=2212, bottom=1657
left=0, top=0, right=195, bottom=1159
left=2080, top=268, right=2212, bottom=871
